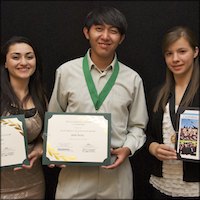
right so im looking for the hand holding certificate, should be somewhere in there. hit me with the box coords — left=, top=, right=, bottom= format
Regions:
left=0, top=115, right=29, bottom=168
left=43, top=112, right=111, bottom=166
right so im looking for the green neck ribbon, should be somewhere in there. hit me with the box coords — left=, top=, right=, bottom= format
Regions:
left=83, top=54, right=119, bottom=110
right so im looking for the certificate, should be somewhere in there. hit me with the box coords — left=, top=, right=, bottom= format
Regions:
left=176, top=109, right=199, bottom=162
left=0, top=115, right=29, bottom=168
left=43, top=112, right=111, bottom=166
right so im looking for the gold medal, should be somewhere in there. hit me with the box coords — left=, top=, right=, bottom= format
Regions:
left=170, top=133, right=176, bottom=144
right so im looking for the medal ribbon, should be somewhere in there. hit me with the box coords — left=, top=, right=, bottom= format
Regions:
left=83, top=54, right=119, bottom=110
left=169, top=82, right=191, bottom=131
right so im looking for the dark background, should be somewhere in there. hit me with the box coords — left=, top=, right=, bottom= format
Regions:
left=1, top=0, right=199, bottom=199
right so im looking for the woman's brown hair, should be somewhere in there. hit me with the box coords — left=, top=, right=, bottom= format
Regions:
left=153, top=26, right=199, bottom=112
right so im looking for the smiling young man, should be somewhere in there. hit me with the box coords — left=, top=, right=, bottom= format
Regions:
left=48, top=6, right=148, bottom=199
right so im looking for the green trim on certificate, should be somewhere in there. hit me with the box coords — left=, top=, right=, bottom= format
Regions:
left=0, top=114, right=29, bottom=168
left=42, top=112, right=111, bottom=166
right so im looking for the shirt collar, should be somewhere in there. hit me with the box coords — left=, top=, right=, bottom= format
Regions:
left=86, top=49, right=117, bottom=71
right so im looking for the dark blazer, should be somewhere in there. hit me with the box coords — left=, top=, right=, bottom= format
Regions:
left=145, top=86, right=200, bottom=182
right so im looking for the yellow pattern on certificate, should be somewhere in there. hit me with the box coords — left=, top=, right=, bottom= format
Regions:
left=0, top=119, right=24, bottom=135
left=47, top=143, right=77, bottom=161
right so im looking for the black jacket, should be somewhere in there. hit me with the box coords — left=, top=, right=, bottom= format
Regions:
left=145, top=86, right=199, bottom=182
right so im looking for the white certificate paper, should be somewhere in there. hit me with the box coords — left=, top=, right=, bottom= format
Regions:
left=177, top=109, right=199, bottom=162
left=43, top=112, right=111, bottom=166
left=0, top=115, right=29, bottom=168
